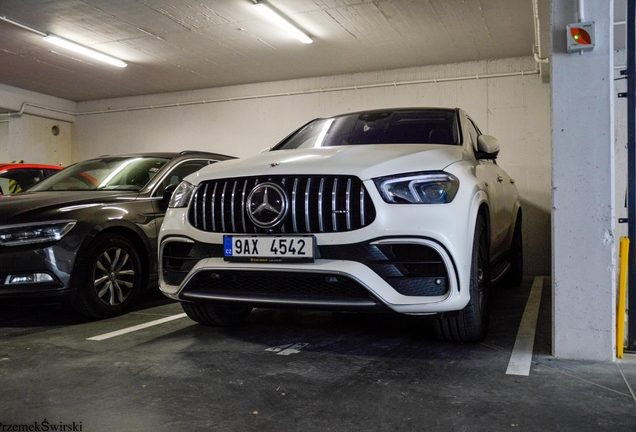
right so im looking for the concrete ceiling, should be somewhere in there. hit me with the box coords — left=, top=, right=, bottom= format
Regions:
left=0, top=0, right=551, bottom=103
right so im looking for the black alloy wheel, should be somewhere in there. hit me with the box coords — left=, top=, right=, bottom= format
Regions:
left=72, top=234, right=143, bottom=319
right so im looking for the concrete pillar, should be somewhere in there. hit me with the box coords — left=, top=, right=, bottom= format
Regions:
left=551, top=1, right=615, bottom=360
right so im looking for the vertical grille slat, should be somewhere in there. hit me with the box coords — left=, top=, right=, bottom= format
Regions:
left=220, top=181, right=228, bottom=232
left=230, top=181, right=238, bottom=233
left=201, top=183, right=209, bottom=231
left=189, top=175, right=375, bottom=234
left=292, top=178, right=299, bottom=233
left=318, top=178, right=325, bottom=233
left=211, top=183, right=218, bottom=232
left=241, top=179, right=248, bottom=232
left=304, top=178, right=311, bottom=233
left=331, top=178, right=338, bottom=231
left=346, top=179, right=352, bottom=230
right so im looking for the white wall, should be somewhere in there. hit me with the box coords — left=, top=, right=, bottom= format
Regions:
left=0, top=83, right=75, bottom=166
left=5, top=115, right=72, bottom=166
left=74, top=56, right=551, bottom=274
left=0, top=121, right=7, bottom=160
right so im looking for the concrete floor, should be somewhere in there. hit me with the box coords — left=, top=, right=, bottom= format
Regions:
left=0, top=277, right=635, bottom=431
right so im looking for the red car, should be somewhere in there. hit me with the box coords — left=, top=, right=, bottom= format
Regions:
left=0, top=163, right=63, bottom=195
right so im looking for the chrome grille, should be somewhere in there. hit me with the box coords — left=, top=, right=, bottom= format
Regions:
left=188, top=175, right=376, bottom=234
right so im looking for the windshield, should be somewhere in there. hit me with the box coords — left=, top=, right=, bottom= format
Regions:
left=29, top=157, right=170, bottom=192
left=273, top=109, right=459, bottom=150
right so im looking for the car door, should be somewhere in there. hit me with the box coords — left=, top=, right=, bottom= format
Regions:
left=466, top=118, right=509, bottom=258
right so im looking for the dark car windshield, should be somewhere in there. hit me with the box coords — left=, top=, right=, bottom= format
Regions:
left=273, top=109, right=459, bottom=150
left=29, top=157, right=170, bottom=192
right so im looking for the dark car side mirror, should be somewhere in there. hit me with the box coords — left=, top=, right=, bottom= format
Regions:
left=160, top=183, right=179, bottom=211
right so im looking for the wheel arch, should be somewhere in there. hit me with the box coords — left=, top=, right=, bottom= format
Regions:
left=477, top=202, right=491, bottom=247
left=74, top=221, right=153, bottom=289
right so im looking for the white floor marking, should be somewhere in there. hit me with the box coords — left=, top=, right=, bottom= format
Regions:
left=86, top=313, right=188, bottom=341
left=265, top=343, right=308, bottom=355
left=506, top=276, right=544, bottom=376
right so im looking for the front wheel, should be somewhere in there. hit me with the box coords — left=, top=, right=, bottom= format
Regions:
left=71, top=234, right=143, bottom=319
left=434, top=215, right=490, bottom=342
left=182, top=302, right=252, bottom=326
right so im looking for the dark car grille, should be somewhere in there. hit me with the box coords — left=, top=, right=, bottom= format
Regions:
left=188, top=175, right=376, bottom=234
left=162, top=241, right=223, bottom=286
left=184, top=271, right=372, bottom=299
left=320, top=242, right=450, bottom=297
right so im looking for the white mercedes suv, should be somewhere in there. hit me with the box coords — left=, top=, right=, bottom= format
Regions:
left=159, top=108, right=522, bottom=342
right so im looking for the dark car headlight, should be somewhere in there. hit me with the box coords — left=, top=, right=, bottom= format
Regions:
left=374, top=172, right=460, bottom=204
left=168, top=181, right=195, bottom=208
left=0, top=220, right=76, bottom=246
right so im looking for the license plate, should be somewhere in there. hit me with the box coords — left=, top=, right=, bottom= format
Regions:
left=223, top=235, right=315, bottom=263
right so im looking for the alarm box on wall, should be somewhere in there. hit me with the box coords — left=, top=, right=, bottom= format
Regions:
left=567, top=22, right=595, bottom=52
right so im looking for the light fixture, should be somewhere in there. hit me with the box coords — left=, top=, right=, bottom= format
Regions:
left=43, top=35, right=127, bottom=68
left=252, top=1, right=312, bottom=44
left=0, top=15, right=127, bottom=68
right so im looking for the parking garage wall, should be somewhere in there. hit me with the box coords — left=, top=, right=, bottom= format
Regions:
left=0, top=84, right=74, bottom=167
left=2, top=56, right=552, bottom=275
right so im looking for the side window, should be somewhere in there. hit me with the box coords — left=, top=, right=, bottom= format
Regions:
left=154, top=160, right=212, bottom=197
left=0, top=173, right=11, bottom=195
left=0, top=169, right=43, bottom=194
left=43, top=169, right=59, bottom=178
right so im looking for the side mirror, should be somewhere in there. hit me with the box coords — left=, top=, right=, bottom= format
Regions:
left=476, top=135, right=500, bottom=159
left=161, top=183, right=179, bottom=210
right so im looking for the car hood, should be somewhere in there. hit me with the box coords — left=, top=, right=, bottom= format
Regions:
left=0, top=191, right=140, bottom=224
left=189, top=144, right=466, bottom=183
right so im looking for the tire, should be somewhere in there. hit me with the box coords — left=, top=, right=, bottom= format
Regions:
left=71, top=234, right=143, bottom=319
left=434, top=215, right=490, bottom=342
left=502, top=214, right=523, bottom=288
left=182, top=302, right=252, bottom=326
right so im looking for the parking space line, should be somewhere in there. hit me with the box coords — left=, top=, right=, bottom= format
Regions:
left=506, top=276, right=544, bottom=376
left=86, top=313, right=188, bottom=341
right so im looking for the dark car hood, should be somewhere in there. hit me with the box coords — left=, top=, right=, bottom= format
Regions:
left=0, top=191, right=141, bottom=224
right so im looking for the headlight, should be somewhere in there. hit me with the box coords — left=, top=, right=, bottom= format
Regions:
left=374, top=171, right=460, bottom=204
left=168, top=181, right=195, bottom=208
left=0, top=220, right=76, bottom=246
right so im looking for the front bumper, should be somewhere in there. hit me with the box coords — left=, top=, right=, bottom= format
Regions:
left=160, top=235, right=469, bottom=315
left=0, top=243, right=75, bottom=300
left=159, top=181, right=478, bottom=315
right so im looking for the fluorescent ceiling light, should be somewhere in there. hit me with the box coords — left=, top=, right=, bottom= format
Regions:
left=252, top=2, right=312, bottom=44
left=43, top=35, right=127, bottom=68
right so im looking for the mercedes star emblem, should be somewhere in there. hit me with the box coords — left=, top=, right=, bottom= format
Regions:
left=246, top=182, right=288, bottom=228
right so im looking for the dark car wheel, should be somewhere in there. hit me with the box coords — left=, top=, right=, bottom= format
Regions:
left=434, top=215, right=490, bottom=342
left=182, top=302, right=252, bottom=326
left=71, top=234, right=143, bottom=319
left=502, top=214, right=523, bottom=288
